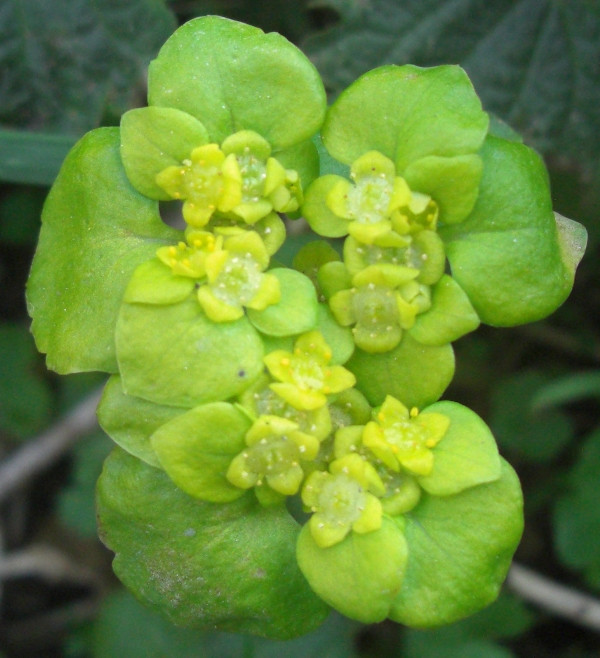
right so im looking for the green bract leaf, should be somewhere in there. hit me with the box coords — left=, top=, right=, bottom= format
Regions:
left=390, top=460, right=523, bottom=627
left=403, top=155, right=483, bottom=225
left=97, top=375, right=183, bottom=468
left=97, top=448, right=329, bottom=639
left=316, top=303, right=355, bottom=365
left=296, top=517, right=408, bottom=623
left=347, top=333, right=455, bottom=408
left=303, top=175, right=350, bottom=238
left=150, top=402, right=252, bottom=502
left=27, top=128, right=180, bottom=374
left=418, top=401, right=501, bottom=496
left=116, top=296, right=264, bottom=407
left=409, top=275, right=480, bottom=346
left=120, top=107, right=209, bottom=200
left=148, top=16, right=326, bottom=150
left=123, top=258, right=195, bottom=305
left=247, top=268, right=319, bottom=336
left=441, top=135, right=586, bottom=326
left=322, top=65, right=488, bottom=170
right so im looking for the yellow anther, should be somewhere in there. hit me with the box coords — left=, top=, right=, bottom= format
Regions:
left=410, top=407, right=419, bottom=418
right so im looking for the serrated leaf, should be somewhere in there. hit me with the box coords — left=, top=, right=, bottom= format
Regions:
left=96, top=448, right=329, bottom=639
left=304, top=0, right=600, bottom=171
left=0, top=0, right=176, bottom=134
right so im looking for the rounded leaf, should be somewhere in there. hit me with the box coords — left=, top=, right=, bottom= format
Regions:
left=322, top=65, right=488, bottom=169
left=296, top=517, right=408, bottom=623
left=97, top=375, right=183, bottom=468
left=247, top=268, right=319, bottom=336
left=409, top=275, right=480, bottom=346
left=418, top=400, right=502, bottom=496
left=120, top=106, right=209, bottom=199
left=150, top=402, right=251, bottom=502
left=26, top=128, right=180, bottom=374
left=148, top=16, right=326, bottom=149
left=441, top=135, right=585, bottom=326
left=390, top=460, right=523, bottom=627
left=116, top=296, right=264, bottom=407
left=347, top=333, right=455, bottom=408
left=97, top=448, right=329, bottom=639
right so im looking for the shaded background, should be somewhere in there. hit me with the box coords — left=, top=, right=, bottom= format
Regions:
left=1, top=0, right=599, bottom=655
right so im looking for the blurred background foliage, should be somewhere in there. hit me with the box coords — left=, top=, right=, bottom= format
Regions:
left=0, top=0, right=599, bottom=655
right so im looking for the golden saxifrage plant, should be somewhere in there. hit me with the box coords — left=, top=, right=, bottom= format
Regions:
left=27, top=16, right=586, bottom=638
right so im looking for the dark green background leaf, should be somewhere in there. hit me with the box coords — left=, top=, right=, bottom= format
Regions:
left=304, top=0, right=600, bottom=171
left=0, top=0, right=176, bottom=134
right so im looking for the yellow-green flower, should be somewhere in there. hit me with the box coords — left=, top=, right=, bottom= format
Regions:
left=226, top=415, right=320, bottom=497
left=155, top=228, right=218, bottom=278
left=329, top=264, right=431, bottom=353
left=155, top=143, right=242, bottom=228
left=363, top=395, right=449, bottom=475
left=221, top=130, right=303, bottom=224
left=264, top=331, right=356, bottom=410
left=301, top=453, right=384, bottom=547
left=197, top=230, right=280, bottom=322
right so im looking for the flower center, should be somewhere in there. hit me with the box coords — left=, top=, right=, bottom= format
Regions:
left=211, top=254, right=262, bottom=306
left=245, top=435, right=300, bottom=478
left=316, top=473, right=366, bottom=526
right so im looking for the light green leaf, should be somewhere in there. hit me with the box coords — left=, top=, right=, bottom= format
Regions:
left=150, top=402, right=251, bottom=502
left=403, top=154, right=483, bottom=225
left=316, top=303, right=355, bottom=365
left=120, top=107, right=209, bottom=200
left=27, top=128, right=180, bottom=374
left=296, top=517, right=407, bottom=623
left=347, top=332, right=455, bottom=408
left=0, top=0, right=176, bottom=134
left=97, top=375, right=183, bottom=468
left=116, top=295, right=264, bottom=408
left=321, top=65, right=488, bottom=169
left=441, top=135, right=584, bottom=326
left=148, top=15, right=326, bottom=149
left=247, top=268, right=319, bottom=336
left=304, top=0, right=600, bottom=173
left=123, top=258, right=195, bottom=306
left=390, top=460, right=523, bottom=627
left=418, top=401, right=501, bottom=496
left=409, top=275, right=480, bottom=347
left=96, top=448, right=329, bottom=639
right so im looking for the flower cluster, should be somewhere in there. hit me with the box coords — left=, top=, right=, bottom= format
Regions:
left=27, top=15, right=586, bottom=640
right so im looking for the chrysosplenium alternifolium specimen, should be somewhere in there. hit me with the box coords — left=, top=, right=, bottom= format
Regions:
left=27, top=16, right=586, bottom=639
